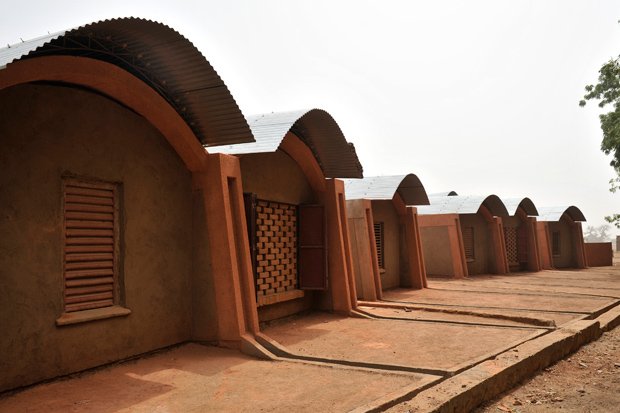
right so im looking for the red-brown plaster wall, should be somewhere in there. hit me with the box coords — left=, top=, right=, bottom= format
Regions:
left=0, top=84, right=196, bottom=391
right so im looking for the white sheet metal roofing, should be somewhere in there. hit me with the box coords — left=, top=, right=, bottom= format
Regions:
left=500, top=197, right=539, bottom=216
left=536, top=206, right=586, bottom=222
left=0, top=18, right=253, bottom=147
left=428, top=191, right=458, bottom=197
left=343, top=174, right=429, bottom=205
left=417, top=194, right=509, bottom=217
left=208, top=109, right=363, bottom=178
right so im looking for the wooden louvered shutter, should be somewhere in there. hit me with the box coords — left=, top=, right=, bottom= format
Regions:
left=462, top=226, right=475, bottom=262
left=374, top=222, right=385, bottom=269
left=63, top=179, right=118, bottom=312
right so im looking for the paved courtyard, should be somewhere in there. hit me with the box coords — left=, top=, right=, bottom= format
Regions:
left=2, top=265, right=619, bottom=412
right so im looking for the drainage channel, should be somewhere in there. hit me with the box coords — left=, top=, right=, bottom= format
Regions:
left=380, top=298, right=596, bottom=315
left=353, top=307, right=554, bottom=330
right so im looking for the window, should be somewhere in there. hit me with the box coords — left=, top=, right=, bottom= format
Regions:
left=552, top=231, right=561, bottom=256
left=63, top=178, right=119, bottom=313
left=374, top=222, right=385, bottom=270
left=462, top=226, right=475, bottom=262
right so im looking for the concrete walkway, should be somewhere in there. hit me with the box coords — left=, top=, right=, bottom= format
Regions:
left=2, top=266, right=619, bottom=413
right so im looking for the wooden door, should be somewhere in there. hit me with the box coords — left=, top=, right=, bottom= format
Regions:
left=298, top=204, right=327, bottom=290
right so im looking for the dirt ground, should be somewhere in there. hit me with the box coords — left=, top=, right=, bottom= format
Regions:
left=475, top=325, right=620, bottom=413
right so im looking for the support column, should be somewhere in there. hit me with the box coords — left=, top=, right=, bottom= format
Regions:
left=536, top=221, right=554, bottom=269
left=322, top=179, right=356, bottom=313
left=452, top=216, right=469, bottom=278
left=527, top=217, right=542, bottom=272
left=573, top=221, right=587, bottom=269
left=195, top=153, right=259, bottom=348
left=346, top=199, right=380, bottom=301
left=403, top=206, right=427, bottom=289
left=491, top=217, right=509, bottom=274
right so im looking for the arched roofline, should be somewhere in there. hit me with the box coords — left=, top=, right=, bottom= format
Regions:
left=209, top=109, right=363, bottom=179
left=418, top=194, right=509, bottom=216
left=537, top=206, right=586, bottom=222
left=343, top=174, right=429, bottom=205
left=480, top=195, right=510, bottom=217
left=0, top=55, right=208, bottom=171
left=501, top=197, right=539, bottom=216
left=0, top=17, right=253, bottom=147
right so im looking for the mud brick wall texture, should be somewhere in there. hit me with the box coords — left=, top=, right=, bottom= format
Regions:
left=255, top=200, right=298, bottom=296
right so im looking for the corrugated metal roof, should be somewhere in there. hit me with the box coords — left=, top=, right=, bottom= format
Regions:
left=208, top=109, right=363, bottom=178
left=0, top=18, right=253, bottom=147
left=418, top=194, right=509, bottom=217
left=428, top=191, right=458, bottom=197
left=500, top=197, right=539, bottom=216
left=536, top=206, right=586, bottom=222
left=343, top=174, right=429, bottom=205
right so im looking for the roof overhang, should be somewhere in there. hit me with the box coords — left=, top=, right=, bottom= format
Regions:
left=343, top=174, right=429, bottom=205
left=537, top=206, right=587, bottom=222
left=208, top=109, right=364, bottom=178
left=501, top=197, right=539, bottom=216
left=0, top=17, right=253, bottom=146
left=418, top=194, right=509, bottom=216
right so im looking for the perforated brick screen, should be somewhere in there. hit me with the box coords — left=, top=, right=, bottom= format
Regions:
left=255, top=200, right=298, bottom=296
left=504, top=227, right=518, bottom=265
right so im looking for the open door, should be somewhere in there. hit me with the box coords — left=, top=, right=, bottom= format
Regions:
left=299, top=204, right=328, bottom=290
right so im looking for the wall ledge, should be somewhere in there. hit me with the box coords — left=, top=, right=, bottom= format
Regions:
left=56, top=305, right=131, bottom=327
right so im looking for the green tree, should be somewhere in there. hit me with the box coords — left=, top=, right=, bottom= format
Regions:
left=580, top=55, right=620, bottom=228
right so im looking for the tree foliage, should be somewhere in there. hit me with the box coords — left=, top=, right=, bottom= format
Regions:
left=580, top=57, right=620, bottom=172
left=584, top=224, right=612, bottom=242
left=580, top=54, right=620, bottom=228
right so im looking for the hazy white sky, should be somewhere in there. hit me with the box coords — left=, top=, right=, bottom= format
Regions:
left=2, top=1, right=619, bottom=235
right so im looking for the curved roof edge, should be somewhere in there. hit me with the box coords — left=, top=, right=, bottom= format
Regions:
left=0, top=17, right=253, bottom=146
left=418, top=194, right=509, bottom=217
left=536, top=206, right=587, bottom=222
left=501, top=197, right=539, bottom=216
left=343, top=174, right=429, bottom=205
left=208, top=109, right=364, bottom=178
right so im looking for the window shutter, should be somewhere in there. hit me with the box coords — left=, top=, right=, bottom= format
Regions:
left=63, top=179, right=117, bottom=312
left=298, top=204, right=327, bottom=290
left=373, top=222, right=385, bottom=269
left=462, top=226, right=475, bottom=262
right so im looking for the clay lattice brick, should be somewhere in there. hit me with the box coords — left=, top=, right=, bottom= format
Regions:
left=255, top=200, right=298, bottom=296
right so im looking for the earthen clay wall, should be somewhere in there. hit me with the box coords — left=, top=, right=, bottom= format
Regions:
left=239, top=151, right=314, bottom=205
left=584, top=242, right=613, bottom=267
left=0, top=84, right=196, bottom=391
left=420, top=226, right=455, bottom=276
